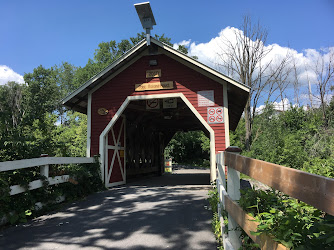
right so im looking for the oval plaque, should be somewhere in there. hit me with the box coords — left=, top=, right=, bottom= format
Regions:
left=97, top=108, right=108, bottom=116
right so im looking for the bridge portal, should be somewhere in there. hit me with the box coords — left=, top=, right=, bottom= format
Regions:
left=62, top=38, right=249, bottom=187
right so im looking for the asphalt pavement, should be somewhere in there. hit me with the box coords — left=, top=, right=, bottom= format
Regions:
left=0, top=167, right=216, bottom=250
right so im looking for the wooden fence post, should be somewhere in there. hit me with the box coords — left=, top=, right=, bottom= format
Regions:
left=225, top=146, right=242, bottom=249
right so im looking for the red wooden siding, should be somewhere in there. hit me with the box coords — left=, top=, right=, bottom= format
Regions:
left=91, top=54, right=226, bottom=156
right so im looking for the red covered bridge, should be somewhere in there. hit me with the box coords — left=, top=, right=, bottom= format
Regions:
left=62, top=37, right=249, bottom=187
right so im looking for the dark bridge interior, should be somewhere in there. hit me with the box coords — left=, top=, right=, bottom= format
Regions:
left=123, top=98, right=208, bottom=178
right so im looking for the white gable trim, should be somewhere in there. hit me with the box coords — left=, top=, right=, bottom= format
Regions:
left=62, top=39, right=147, bottom=105
left=62, top=37, right=249, bottom=108
left=151, top=39, right=250, bottom=92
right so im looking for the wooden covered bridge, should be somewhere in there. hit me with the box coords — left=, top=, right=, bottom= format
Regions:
left=1, top=3, right=332, bottom=250
left=62, top=36, right=249, bottom=187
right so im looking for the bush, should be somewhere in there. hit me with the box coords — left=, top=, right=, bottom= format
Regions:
left=239, top=188, right=334, bottom=249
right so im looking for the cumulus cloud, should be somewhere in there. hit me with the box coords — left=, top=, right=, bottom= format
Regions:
left=256, top=98, right=292, bottom=114
left=175, top=27, right=333, bottom=88
left=0, top=65, right=25, bottom=85
left=173, top=39, right=191, bottom=49
left=175, top=27, right=334, bottom=107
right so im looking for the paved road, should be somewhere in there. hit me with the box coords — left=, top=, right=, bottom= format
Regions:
left=0, top=168, right=216, bottom=250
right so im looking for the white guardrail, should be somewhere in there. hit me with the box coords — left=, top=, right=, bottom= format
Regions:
left=0, top=157, right=95, bottom=196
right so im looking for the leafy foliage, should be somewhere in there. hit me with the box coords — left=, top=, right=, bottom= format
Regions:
left=164, top=131, right=210, bottom=167
left=231, top=102, right=334, bottom=178
left=207, top=184, right=224, bottom=248
left=239, top=188, right=334, bottom=249
left=230, top=99, right=334, bottom=249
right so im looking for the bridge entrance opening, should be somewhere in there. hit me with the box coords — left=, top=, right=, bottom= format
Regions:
left=100, top=94, right=215, bottom=188
left=164, top=130, right=210, bottom=170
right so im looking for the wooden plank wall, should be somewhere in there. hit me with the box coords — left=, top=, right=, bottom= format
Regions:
left=90, top=54, right=227, bottom=157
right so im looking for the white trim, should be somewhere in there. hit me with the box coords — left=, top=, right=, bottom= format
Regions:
left=104, top=135, right=108, bottom=184
left=107, top=144, right=117, bottom=183
left=105, top=180, right=126, bottom=188
left=91, top=50, right=148, bottom=94
left=0, top=157, right=94, bottom=172
left=152, top=39, right=250, bottom=93
left=10, top=175, right=69, bottom=196
left=99, top=93, right=217, bottom=183
left=99, top=100, right=130, bottom=179
left=107, top=146, right=125, bottom=150
left=223, top=82, right=230, bottom=148
left=61, top=40, right=147, bottom=105
left=105, top=117, right=126, bottom=187
left=86, top=92, right=92, bottom=157
left=62, top=37, right=249, bottom=111
left=123, top=115, right=126, bottom=184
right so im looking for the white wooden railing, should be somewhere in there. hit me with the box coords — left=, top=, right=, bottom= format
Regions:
left=0, top=157, right=95, bottom=196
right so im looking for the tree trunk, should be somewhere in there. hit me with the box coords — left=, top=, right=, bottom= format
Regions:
left=320, top=92, right=328, bottom=126
left=244, top=97, right=252, bottom=150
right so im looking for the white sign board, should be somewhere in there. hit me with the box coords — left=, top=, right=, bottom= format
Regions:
left=198, top=90, right=214, bottom=107
left=163, top=98, right=177, bottom=109
left=207, top=107, right=224, bottom=124
left=146, top=99, right=160, bottom=109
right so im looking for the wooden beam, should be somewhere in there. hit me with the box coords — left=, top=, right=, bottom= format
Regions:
left=225, top=152, right=334, bottom=216
left=225, top=195, right=289, bottom=250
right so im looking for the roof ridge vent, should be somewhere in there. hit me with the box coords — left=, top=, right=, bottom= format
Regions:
left=134, top=2, right=156, bottom=46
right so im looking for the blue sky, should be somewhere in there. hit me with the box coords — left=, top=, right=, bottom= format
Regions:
left=1, top=0, right=334, bottom=108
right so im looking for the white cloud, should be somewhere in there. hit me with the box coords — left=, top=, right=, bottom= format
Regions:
left=0, top=65, right=25, bottom=85
left=173, top=39, right=191, bottom=49
left=256, top=98, right=292, bottom=114
left=175, top=27, right=333, bottom=86
left=174, top=27, right=334, bottom=107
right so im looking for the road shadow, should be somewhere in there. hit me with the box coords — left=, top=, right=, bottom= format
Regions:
left=0, top=170, right=215, bottom=250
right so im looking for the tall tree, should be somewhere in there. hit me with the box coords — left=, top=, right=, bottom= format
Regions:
left=308, top=48, right=334, bottom=125
left=216, top=16, right=290, bottom=150
left=23, top=65, right=60, bottom=122
left=0, top=81, right=58, bottom=160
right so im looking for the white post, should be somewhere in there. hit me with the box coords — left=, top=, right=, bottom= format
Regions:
left=86, top=92, right=92, bottom=157
left=225, top=146, right=242, bottom=250
left=40, top=154, right=49, bottom=178
left=40, top=165, right=49, bottom=178
left=210, top=130, right=216, bottom=182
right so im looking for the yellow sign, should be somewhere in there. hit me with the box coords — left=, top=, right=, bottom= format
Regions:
left=135, top=81, right=174, bottom=91
left=119, top=150, right=124, bottom=158
left=146, top=69, right=161, bottom=78
left=97, top=108, right=109, bottom=115
left=165, top=167, right=172, bottom=173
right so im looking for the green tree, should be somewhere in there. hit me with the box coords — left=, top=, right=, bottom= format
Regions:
left=165, top=131, right=209, bottom=166
left=231, top=102, right=334, bottom=178
left=23, top=65, right=60, bottom=122
left=55, top=111, right=87, bottom=157
left=0, top=33, right=193, bottom=161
